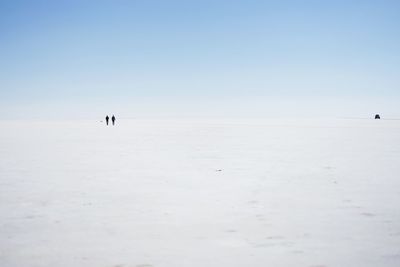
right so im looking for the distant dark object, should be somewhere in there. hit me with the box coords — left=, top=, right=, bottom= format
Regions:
left=375, top=114, right=381, bottom=119
left=111, top=115, right=116, bottom=125
left=105, top=115, right=109, bottom=125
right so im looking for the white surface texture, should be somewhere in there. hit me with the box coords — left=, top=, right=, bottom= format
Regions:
left=1, top=119, right=400, bottom=267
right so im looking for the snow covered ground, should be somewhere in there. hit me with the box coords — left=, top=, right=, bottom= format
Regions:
left=1, top=118, right=400, bottom=267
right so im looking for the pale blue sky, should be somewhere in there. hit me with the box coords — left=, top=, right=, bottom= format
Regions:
left=1, top=0, right=399, bottom=119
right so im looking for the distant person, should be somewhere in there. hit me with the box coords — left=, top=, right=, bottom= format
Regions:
left=375, top=114, right=381, bottom=119
left=112, top=115, right=116, bottom=125
left=105, top=115, right=109, bottom=125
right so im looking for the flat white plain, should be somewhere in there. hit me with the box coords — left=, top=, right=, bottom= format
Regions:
left=1, top=118, right=400, bottom=267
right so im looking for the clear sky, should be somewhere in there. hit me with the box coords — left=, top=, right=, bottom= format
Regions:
left=1, top=0, right=400, bottom=119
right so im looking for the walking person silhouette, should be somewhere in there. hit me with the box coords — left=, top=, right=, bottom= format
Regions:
left=111, top=115, right=116, bottom=126
left=105, top=115, right=109, bottom=125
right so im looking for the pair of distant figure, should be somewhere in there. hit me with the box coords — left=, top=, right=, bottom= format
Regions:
left=105, top=115, right=116, bottom=126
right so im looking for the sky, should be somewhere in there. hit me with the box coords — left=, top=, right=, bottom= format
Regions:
left=1, top=0, right=400, bottom=119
